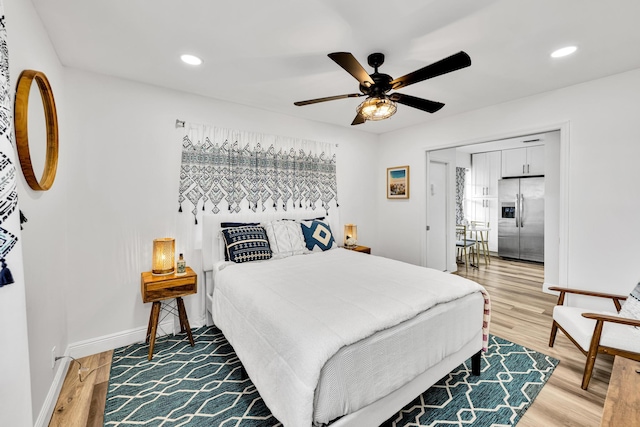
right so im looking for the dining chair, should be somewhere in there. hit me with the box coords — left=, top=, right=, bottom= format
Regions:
left=455, top=224, right=477, bottom=272
left=470, top=221, right=490, bottom=265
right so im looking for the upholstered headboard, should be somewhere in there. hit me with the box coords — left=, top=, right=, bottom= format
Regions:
left=201, top=210, right=341, bottom=273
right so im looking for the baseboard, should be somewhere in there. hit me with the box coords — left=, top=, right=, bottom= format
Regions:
left=68, top=319, right=174, bottom=359
left=34, top=319, right=173, bottom=427
left=543, top=282, right=560, bottom=295
left=34, top=355, right=71, bottom=427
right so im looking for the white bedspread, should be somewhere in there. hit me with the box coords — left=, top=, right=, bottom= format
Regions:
left=212, top=248, right=487, bottom=427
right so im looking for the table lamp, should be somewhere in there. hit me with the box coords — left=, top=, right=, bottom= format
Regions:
left=344, top=224, right=357, bottom=248
left=152, top=238, right=175, bottom=275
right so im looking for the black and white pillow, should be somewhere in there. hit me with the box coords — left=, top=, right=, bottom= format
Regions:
left=262, top=220, right=307, bottom=258
left=219, top=222, right=259, bottom=261
left=620, top=282, right=640, bottom=329
left=300, top=219, right=336, bottom=252
left=221, top=225, right=272, bottom=263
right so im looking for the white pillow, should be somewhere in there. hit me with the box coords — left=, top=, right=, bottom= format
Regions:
left=262, top=220, right=308, bottom=258
left=620, top=282, right=640, bottom=329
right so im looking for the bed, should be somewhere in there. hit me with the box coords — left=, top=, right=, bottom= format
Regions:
left=202, top=211, right=489, bottom=427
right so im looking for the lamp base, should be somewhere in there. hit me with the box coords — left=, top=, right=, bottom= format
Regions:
left=151, top=269, right=175, bottom=276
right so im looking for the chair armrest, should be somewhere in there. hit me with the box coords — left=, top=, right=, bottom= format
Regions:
left=582, top=312, right=640, bottom=328
left=549, top=286, right=628, bottom=311
left=548, top=286, right=628, bottom=300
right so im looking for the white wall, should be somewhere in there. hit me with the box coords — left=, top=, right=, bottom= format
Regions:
left=4, top=2, right=380, bottom=424
left=378, top=68, right=640, bottom=305
left=62, top=68, right=379, bottom=344
left=3, top=0, right=67, bottom=425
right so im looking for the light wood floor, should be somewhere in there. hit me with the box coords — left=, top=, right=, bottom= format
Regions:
left=49, top=257, right=611, bottom=427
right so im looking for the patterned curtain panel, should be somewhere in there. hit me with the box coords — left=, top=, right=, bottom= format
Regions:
left=0, top=2, right=18, bottom=287
left=455, top=167, right=466, bottom=225
left=178, top=124, right=338, bottom=224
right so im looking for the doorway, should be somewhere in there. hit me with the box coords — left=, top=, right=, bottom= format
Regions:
left=425, top=128, right=564, bottom=290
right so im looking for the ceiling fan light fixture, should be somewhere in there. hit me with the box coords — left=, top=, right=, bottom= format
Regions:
left=358, top=97, right=397, bottom=121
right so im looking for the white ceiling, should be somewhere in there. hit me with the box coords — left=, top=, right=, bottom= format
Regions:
left=31, top=0, right=640, bottom=134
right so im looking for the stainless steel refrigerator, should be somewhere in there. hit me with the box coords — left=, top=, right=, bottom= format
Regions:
left=498, top=177, right=544, bottom=262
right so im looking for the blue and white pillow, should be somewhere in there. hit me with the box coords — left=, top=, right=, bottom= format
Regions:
left=300, top=220, right=336, bottom=252
left=221, top=225, right=272, bottom=263
left=220, top=222, right=260, bottom=261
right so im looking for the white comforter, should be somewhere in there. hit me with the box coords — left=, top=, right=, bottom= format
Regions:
left=212, top=248, right=487, bottom=427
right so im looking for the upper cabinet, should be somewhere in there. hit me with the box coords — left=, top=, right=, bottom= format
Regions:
left=501, top=145, right=545, bottom=177
left=471, top=151, right=501, bottom=197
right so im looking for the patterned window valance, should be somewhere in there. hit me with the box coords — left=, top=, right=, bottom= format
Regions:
left=178, top=124, right=338, bottom=224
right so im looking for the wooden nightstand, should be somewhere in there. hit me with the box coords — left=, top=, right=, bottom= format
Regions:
left=344, top=245, right=371, bottom=254
left=141, top=266, right=197, bottom=360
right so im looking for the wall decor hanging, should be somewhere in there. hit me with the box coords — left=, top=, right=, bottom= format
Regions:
left=178, top=124, right=338, bottom=224
left=0, top=2, right=18, bottom=286
left=387, top=165, right=410, bottom=199
left=14, top=69, right=59, bottom=191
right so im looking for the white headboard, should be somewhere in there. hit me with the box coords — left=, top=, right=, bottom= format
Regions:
left=202, top=210, right=341, bottom=273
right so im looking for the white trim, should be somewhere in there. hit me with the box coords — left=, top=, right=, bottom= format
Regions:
left=422, top=121, right=570, bottom=291
left=68, top=319, right=174, bottom=359
left=34, top=356, right=71, bottom=427
left=35, top=319, right=174, bottom=426
left=543, top=282, right=560, bottom=295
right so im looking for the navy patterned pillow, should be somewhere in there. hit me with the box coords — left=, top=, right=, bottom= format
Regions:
left=221, top=225, right=272, bottom=263
left=220, top=222, right=260, bottom=261
left=300, top=220, right=336, bottom=252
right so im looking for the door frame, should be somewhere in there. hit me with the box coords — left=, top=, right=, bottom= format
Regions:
left=425, top=153, right=455, bottom=272
left=422, top=121, right=570, bottom=291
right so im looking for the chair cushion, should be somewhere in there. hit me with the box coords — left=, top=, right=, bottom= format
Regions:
left=455, top=240, right=476, bottom=248
left=553, top=306, right=640, bottom=353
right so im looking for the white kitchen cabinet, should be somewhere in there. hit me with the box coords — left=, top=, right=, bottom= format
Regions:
left=469, top=151, right=500, bottom=253
left=471, top=151, right=501, bottom=197
left=501, top=145, right=545, bottom=177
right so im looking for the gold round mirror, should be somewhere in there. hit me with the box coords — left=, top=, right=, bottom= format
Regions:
left=14, top=70, right=59, bottom=191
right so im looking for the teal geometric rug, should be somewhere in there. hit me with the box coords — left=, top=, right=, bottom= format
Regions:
left=104, top=327, right=558, bottom=427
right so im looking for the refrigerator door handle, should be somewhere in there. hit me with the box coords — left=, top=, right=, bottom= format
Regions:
left=515, top=194, right=519, bottom=227
left=520, top=193, right=525, bottom=227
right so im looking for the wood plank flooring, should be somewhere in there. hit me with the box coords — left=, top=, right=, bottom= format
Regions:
left=49, top=257, right=611, bottom=427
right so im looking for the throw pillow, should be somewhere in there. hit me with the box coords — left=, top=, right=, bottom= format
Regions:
left=220, top=222, right=260, bottom=261
left=300, top=219, right=336, bottom=252
left=619, top=282, right=640, bottom=328
left=221, top=225, right=272, bottom=263
left=262, top=220, right=307, bottom=258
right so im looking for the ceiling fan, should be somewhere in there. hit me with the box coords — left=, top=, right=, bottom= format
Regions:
left=294, top=51, right=471, bottom=125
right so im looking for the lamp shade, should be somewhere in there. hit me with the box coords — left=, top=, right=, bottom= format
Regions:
left=344, top=224, right=358, bottom=247
left=152, top=238, right=175, bottom=275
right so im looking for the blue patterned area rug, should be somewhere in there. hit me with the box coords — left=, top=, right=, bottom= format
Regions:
left=104, top=327, right=558, bottom=427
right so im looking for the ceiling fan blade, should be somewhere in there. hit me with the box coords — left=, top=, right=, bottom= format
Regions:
left=328, top=52, right=374, bottom=87
left=351, top=112, right=366, bottom=125
left=390, top=51, right=471, bottom=90
left=389, top=93, right=444, bottom=113
left=294, top=93, right=363, bottom=106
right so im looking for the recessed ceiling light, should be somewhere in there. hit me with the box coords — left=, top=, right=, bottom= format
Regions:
left=550, top=46, right=577, bottom=58
left=180, top=54, right=203, bottom=66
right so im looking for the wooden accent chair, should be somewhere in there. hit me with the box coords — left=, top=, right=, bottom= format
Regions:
left=548, top=286, right=640, bottom=390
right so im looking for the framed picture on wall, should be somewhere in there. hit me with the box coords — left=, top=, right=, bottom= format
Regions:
left=387, top=165, right=410, bottom=199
